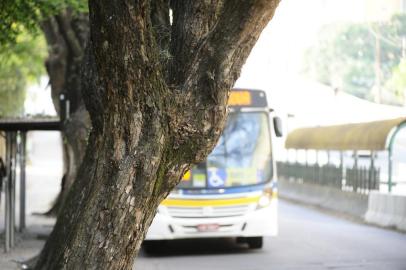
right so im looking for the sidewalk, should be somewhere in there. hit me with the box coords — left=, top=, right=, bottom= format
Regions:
left=0, top=215, right=54, bottom=270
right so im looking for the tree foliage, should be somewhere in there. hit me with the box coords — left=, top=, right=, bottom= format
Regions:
left=0, top=0, right=86, bottom=117
left=386, top=58, right=406, bottom=102
left=0, top=0, right=81, bottom=117
left=0, top=0, right=87, bottom=45
left=0, top=31, right=47, bottom=117
left=305, top=14, right=406, bottom=105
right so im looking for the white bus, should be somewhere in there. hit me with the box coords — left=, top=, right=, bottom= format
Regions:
left=145, top=89, right=282, bottom=250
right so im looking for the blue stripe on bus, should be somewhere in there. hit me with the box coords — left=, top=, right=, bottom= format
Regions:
left=179, top=184, right=267, bottom=196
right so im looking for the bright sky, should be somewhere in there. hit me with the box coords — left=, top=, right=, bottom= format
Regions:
left=236, top=0, right=368, bottom=91
left=24, top=76, right=56, bottom=116
left=236, top=0, right=405, bottom=127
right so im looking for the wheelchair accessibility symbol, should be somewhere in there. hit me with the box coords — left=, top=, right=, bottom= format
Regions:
left=207, top=168, right=226, bottom=188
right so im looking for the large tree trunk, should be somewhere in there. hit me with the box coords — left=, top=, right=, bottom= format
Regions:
left=40, top=10, right=90, bottom=215
left=34, top=0, right=280, bottom=269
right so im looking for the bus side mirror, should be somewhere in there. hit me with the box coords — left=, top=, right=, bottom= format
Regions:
left=273, top=117, right=283, bottom=137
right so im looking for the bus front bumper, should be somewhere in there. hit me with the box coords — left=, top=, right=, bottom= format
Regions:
left=145, top=202, right=278, bottom=240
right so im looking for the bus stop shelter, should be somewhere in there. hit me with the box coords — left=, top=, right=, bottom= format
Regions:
left=0, top=117, right=61, bottom=252
left=285, top=117, right=406, bottom=192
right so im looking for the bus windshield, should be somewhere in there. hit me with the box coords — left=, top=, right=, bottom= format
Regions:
left=177, top=112, right=272, bottom=189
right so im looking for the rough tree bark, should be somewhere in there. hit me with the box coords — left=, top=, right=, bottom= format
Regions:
left=40, top=9, right=90, bottom=215
left=34, top=0, right=280, bottom=269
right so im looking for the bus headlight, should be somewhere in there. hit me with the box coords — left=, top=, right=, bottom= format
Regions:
left=256, top=188, right=273, bottom=209
left=258, top=195, right=271, bottom=208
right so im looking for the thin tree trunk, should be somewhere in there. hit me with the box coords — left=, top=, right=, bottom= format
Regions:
left=34, top=0, right=280, bottom=269
left=40, top=10, right=90, bottom=216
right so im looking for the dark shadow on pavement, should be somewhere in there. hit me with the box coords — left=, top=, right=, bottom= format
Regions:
left=141, top=238, right=261, bottom=257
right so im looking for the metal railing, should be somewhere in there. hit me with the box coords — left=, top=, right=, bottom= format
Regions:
left=277, top=162, right=380, bottom=194
left=345, top=166, right=380, bottom=193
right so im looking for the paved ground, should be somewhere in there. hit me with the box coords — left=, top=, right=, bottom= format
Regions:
left=0, top=216, right=53, bottom=270
left=135, top=201, right=406, bottom=270
left=2, top=200, right=406, bottom=270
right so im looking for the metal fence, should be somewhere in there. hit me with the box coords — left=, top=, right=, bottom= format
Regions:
left=345, top=167, right=380, bottom=193
left=277, top=162, right=380, bottom=194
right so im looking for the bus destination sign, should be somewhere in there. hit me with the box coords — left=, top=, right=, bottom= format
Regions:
left=228, top=89, right=268, bottom=108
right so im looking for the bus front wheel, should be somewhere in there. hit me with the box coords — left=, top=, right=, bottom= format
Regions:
left=246, top=237, right=263, bottom=249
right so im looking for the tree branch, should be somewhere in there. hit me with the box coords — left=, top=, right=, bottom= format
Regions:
left=168, top=0, right=281, bottom=165
left=70, top=12, right=90, bottom=50
left=40, top=16, right=68, bottom=114
left=55, top=9, right=84, bottom=58
left=150, top=0, right=171, bottom=79
left=169, top=0, right=224, bottom=86
left=183, top=0, right=281, bottom=98
left=151, top=0, right=170, bottom=52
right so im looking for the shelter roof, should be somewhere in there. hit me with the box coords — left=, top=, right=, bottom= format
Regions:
left=285, top=117, right=406, bottom=151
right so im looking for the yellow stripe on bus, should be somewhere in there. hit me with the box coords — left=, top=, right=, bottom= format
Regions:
left=161, top=196, right=261, bottom=207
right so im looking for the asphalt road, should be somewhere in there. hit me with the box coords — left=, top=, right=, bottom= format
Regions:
left=134, top=200, right=406, bottom=270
